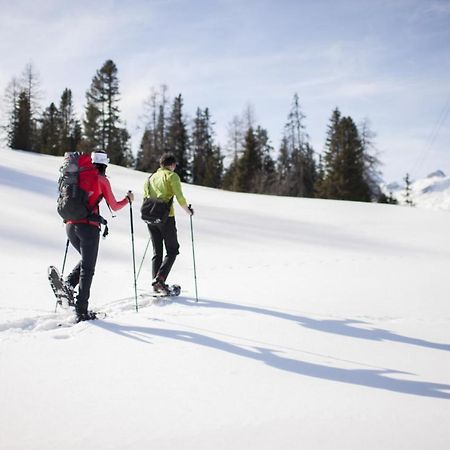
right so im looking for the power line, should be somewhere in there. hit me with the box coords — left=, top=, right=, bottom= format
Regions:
left=410, top=95, right=450, bottom=178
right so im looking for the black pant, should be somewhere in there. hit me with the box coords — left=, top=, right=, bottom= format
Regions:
left=66, top=223, right=100, bottom=314
left=148, top=216, right=180, bottom=281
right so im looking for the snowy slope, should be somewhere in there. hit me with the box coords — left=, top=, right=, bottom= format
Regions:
left=385, top=170, right=450, bottom=211
left=0, top=148, right=450, bottom=450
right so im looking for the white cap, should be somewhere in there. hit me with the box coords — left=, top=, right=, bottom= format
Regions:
left=91, top=151, right=110, bottom=165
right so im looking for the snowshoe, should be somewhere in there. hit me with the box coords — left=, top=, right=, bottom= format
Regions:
left=75, top=310, right=99, bottom=323
left=48, top=265, right=75, bottom=308
left=152, top=283, right=181, bottom=298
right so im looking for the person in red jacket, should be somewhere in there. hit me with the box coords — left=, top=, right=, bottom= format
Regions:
left=65, top=151, right=134, bottom=321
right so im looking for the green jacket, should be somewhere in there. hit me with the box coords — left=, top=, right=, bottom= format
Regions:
left=143, top=168, right=187, bottom=217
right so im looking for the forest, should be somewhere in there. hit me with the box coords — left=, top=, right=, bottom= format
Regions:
left=2, top=60, right=397, bottom=203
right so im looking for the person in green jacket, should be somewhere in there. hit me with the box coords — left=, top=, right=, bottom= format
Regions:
left=144, top=152, right=193, bottom=294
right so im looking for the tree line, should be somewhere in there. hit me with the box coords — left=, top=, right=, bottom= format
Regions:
left=2, top=60, right=391, bottom=203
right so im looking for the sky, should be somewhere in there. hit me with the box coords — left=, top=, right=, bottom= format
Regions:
left=0, top=0, right=449, bottom=182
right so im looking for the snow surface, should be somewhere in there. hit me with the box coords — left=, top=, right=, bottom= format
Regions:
left=1, top=147, right=450, bottom=450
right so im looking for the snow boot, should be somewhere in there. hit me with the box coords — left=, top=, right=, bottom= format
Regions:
left=63, top=280, right=75, bottom=307
left=152, top=277, right=170, bottom=295
left=76, top=310, right=98, bottom=323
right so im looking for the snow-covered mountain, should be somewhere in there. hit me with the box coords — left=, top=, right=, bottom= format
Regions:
left=384, top=170, right=450, bottom=211
left=1, top=147, right=450, bottom=450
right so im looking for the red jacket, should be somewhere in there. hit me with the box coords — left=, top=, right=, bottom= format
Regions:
left=68, top=175, right=128, bottom=227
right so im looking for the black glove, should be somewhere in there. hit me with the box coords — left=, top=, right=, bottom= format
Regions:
left=126, top=191, right=134, bottom=203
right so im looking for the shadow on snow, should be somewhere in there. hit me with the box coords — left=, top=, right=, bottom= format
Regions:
left=190, top=298, right=450, bottom=353
left=94, top=297, right=450, bottom=400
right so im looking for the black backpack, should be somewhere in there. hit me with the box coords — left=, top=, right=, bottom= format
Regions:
left=141, top=174, right=173, bottom=225
left=57, top=152, right=108, bottom=235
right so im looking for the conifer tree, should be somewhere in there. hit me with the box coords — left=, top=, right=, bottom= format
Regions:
left=233, top=126, right=261, bottom=192
left=58, top=88, right=80, bottom=153
left=2, top=77, right=21, bottom=148
left=191, top=108, right=223, bottom=187
left=82, top=102, right=101, bottom=152
left=83, top=59, right=132, bottom=166
left=315, top=154, right=325, bottom=196
left=255, top=126, right=276, bottom=193
left=203, top=144, right=224, bottom=188
left=403, top=173, right=414, bottom=206
left=224, top=122, right=275, bottom=194
left=4, top=64, right=41, bottom=152
left=359, top=118, right=383, bottom=201
left=37, top=102, right=59, bottom=155
left=276, top=137, right=291, bottom=195
left=166, top=94, right=190, bottom=181
left=226, top=115, right=245, bottom=161
left=136, top=86, right=169, bottom=173
left=378, top=191, right=398, bottom=204
left=302, top=142, right=317, bottom=197
left=316, top=109, right=371, bottom=201
left=222, top=115, right=245, bottom=190
left=20, top=63, right=42, bottom=120
left=157, top=84, right=169, bottom=153
left=338, top=117, right=371, bottom=201
left=277, top=94, right=316, bottom=197
left=191, top=107, right=209, bottom=185
left=11, top=91, right=34, bottom=151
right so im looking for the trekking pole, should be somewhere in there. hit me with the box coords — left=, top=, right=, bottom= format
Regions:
left=55, top=239, right=70, bottom=313
left=128, top=192, right=139, bottom=312
left=61, top=239, right=70, bottom=277
left=189, top=205, right=199, bottom=302
left=136, top=236, right=151, bottom=281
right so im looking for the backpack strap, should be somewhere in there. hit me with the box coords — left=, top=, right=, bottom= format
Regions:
left=87, top=213, right=109, bottom=238
left=86, top=194, right=108, bottom=237
left=148, top=173, right=174, bottom=208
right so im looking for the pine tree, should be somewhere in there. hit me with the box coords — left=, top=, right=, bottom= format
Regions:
left=58, top=88, right=80, bottom=153
left=136, top=86, right=169, bottom=173
left=84, top=60, right=132, bottom=166
left=403, top=173, right=414, bottom=206
left=223, top=122, right=275, bottom=194
left=111, top=126, right=135, bottom=167
left=20, top=63, right=41, bottom=119
left=136, top=129, right=160, bottom=173
left=277, top=94, right=316, bottom=197
left=191, top=108, right=208, bottom=185
left=20, top=64, right=41, bottom=150
left=276, top=137, right=291, bottom=195
left=38, top=102, right=59, bottom=155
left=314, top=154, right=325, bottom=196
left=11, top=91, right=34, bottom=151
left=359, top=118, right=383, bottom=201
left=233, top=126, right=260, bottom=192
left=302, top=142, right=317, bottom=197
left=191, top=108, right=223, bottom=187
left=157, top=84, right=169, bottom=154
left=82, top=102, right=101, bottom=152
left=204, top=144, right=224, bottom=188
left=226, top=115, right=245, bottom=161
left=3, top=64, right=41, bottom=152
left=166, top=94, right=190, bottom=181
left=2, top=77, right=21, bottom=148
left=254, top=126, right=276, bottom=193
left=316, top=109, right=341, bottom=198
left=378, top=191, right=398, bottom=205
left=221, top=158, right=237, bottom=191
left=338, top=117, right=371, bottom=201
left=222, top=115, right=244, bottom=190
left=317, top=109, right=371, bottom=202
